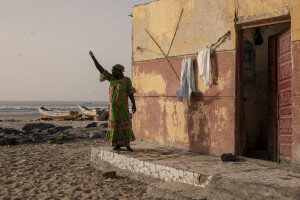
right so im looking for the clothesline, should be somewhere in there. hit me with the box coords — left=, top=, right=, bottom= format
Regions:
left=136, top=30, right=231, bottom=60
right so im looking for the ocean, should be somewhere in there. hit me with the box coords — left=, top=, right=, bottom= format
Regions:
left=0, top=101, right=109, bottom=115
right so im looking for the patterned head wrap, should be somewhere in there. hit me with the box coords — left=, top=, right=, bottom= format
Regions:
left=112, top=64, right=125, bottom=72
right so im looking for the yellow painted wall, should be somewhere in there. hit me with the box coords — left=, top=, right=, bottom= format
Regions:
left=133, top=0, right=299, bottom=62
left=132, top=0, right=236, bottom=62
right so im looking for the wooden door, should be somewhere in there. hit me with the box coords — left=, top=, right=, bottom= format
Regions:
left=277, top=27, right=292, bottom=161
left=268, top=35, right=277, bottom=161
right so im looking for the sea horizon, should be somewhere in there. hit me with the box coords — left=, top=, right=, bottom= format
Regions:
left=0, top=100, right=110, bottom=115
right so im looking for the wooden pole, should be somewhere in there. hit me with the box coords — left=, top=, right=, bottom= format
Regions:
left=167, top=9, right=184, bottom=56
left=145, top=29, right=180, bottom=81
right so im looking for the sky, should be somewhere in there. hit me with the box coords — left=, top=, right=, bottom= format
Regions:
left=0, top=0, right=153, bottom=101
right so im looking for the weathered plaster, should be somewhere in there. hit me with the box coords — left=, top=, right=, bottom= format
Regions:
left=158, top=98, right=188, bottom=144
left=133, top=0, right=300, bottom=62
left=133, top=67, right=167, bottom=95
left=213, top=107, right=228, bottom=132
left=133, top=97, right=147, bottom=133
left=133, top=51, right=236, bottom=97
left=132, top=50, right=236, bottom=155
left=133, top=95, right=235, bottom=155
left=216, top=69, right=232, bottom=91
left=131, top=0, right=300, bottom=160
left=188, top=101, right=207, bottom=143
left=134, top=97, right=166, bottom=144
left=132, top=0, right=235, bottom=62
left=236, top=0, right=300, bottom=41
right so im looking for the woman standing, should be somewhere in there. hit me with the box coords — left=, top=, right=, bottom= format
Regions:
left=89, top=51, right=136, bottom=151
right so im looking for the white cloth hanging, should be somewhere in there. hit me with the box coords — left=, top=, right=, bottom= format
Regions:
left=176, top=58, right=195, bottom=106
left=197, top=47, right=211, bottom=86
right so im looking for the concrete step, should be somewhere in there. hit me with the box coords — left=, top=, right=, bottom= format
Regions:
left=90, top=141, right=300, bottom=200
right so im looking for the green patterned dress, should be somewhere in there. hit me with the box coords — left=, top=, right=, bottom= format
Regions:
left=100, top=70, right=136, bottom=147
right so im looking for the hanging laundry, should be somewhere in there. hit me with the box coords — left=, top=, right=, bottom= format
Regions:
left=197, top=47, right=211, bottom=86
left=176, top=58, right=195, bottom=106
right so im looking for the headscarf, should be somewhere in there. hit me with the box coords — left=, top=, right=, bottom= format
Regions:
left=112, top=64, right=125, bottom=72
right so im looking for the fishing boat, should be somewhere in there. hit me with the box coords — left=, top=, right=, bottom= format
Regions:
left=36, top=106, right=79, bottom=119
left=77, top=104, right=109, bottom=121
left=77, top=104, right=94, bottom=118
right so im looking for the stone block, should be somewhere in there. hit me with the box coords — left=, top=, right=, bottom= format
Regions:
left=144, top=168, right=151, bottom=176
left=182, top=176, right=188, bottom=184
left=156, top=164, right=162, bottom=171
left=119, top=163, right=126, bottom=170
left=132, top=159, right=139, bottom=168
left=178, top=169, right=184, bottom=178
left=152, top=172, right=159, bottom=178
left=144, top=161, right=150, bottom=167
left=132, top=163, right=138, bottom=172
left=184, top=171, right=195, bottom=185
left=166, top=170, right=174, bottom=181
left=128, top=157, right=135, bottom=165
left=159, top=170, right=166, bottom=179
left=123, top=159, right=132, bottom=170
left=170, top=167, right=179, bottom=180
left=165, top=166, right=170, bottom=173
left=138, top=160, right=144, bottom=168
left=149, top=163, right=156, bottom=173
left=127, top=165, right=133, bottom=171
left=110, top=157, right=117, bottom=165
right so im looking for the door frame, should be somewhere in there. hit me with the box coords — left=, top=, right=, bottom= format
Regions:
left=235, top=16, right=291, bottom=161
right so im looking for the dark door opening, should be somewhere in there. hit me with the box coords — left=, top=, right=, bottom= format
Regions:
left=238, top=22, right=291, bottom=161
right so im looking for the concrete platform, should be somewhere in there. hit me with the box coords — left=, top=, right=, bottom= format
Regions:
left=90, top=140, right=300, bottom=200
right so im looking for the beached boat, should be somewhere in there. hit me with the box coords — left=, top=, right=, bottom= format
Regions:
left=77, top=104, right=109, bottom=121
left=36, top=106, right=79, bottom=119
left=77, top=104, right=94, bottom=118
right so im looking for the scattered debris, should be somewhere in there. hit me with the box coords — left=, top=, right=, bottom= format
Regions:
left=221, top=153, right=237, bottom=161
left=86, top=122, right=97, bottom=128
left=103, top=171, right=117, bottom=179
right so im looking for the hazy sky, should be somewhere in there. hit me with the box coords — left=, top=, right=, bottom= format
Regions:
left=0, top=0, right=153, bottom=101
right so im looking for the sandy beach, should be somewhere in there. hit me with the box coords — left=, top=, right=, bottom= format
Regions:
left=0, top=114, right=161, bottom=200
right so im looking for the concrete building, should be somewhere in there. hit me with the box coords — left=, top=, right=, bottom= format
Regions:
left=131, top=0, right=300, bottom=163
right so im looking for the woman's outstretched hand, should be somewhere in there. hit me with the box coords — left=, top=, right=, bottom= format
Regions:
left=89, top=51, right=105, bottom=73
left=89, top=51, right=94, bottom=58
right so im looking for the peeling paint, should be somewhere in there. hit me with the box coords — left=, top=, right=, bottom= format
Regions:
left=158, top=98, right=188, bottom=144
left=134, top=98, right=147, bottom=132
left=213, top=107, right=228, bottom=132
left=133, top=68, right=167, bottom=95
left=132, top=0, right=299, bottom=158
left=188, top=101, right=209, bottom=145
left=237, top=6, right=290, bottom=24
left=217, top=69, right=232, bottom=91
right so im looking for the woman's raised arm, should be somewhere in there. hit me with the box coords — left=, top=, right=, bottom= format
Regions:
left=89, top=51, right=105, bottom=74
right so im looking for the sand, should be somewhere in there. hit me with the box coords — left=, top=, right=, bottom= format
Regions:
left=0, top=114, right=160, bottom=200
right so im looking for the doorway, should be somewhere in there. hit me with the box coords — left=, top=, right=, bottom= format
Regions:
left=237, top=20, right=291, bottom=161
